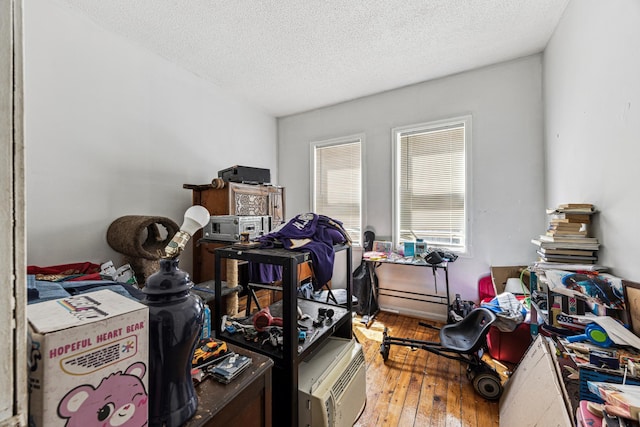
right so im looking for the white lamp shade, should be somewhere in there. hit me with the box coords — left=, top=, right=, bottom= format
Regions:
left=504, top=277, right=526, bottom=295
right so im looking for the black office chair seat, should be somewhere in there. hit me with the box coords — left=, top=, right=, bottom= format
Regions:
left=439, top=307, right=497, bottom=354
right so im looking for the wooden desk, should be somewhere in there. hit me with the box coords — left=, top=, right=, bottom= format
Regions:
left=184, top=345, right=274, bottom=427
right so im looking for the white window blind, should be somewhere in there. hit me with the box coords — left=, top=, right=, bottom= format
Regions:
left=312, top=137, right=362, bottom=246
left=395, top=119, right=468, bottom=250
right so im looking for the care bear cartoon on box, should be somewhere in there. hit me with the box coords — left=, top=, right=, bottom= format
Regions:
left=57, top=362, right=148, bottom=427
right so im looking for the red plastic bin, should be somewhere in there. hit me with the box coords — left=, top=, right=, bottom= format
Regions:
left=486, top=322, right=532, bottom=364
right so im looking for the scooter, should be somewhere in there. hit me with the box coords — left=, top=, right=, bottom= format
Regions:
left=379, top=307, right=503, bottom=400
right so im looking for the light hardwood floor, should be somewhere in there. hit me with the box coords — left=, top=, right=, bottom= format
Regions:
left=352, top=311, right=500, bottom=427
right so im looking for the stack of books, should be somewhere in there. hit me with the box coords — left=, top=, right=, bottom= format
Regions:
left=531, top=203, right=600, bottom=265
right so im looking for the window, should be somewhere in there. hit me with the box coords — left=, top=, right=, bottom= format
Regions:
left=311, top=135, right=363, bottom=246
left=393, top=116, right=470, bottom=252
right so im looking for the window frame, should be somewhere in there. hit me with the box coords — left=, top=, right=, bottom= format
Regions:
left=391, top=115, right=472, bottom=255
left=2, top=0, right=28, bottom=424
left=310, top=133, right=365, bottom=247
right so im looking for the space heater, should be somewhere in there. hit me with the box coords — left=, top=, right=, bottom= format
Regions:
left=298, top=337, right=366, bottom=427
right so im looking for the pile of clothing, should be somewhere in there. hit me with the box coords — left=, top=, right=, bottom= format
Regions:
left=27, top=262, right=143, bottom=304
left=257, top=213, right=350, bottom=290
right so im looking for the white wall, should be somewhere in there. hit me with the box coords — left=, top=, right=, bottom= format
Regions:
left=23, top=0, right=277, bottom=274
left=544, top=0, right=640, bottom=281
left=278, top=55, right=546, bottom=317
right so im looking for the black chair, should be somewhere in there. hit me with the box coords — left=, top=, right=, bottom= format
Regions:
left=439, top=307, right=496, bottom=353
left=380, top=307, right=503, bottom=400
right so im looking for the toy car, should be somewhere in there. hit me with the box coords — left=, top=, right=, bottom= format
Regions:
left=192, top=338, right=229, bottom=367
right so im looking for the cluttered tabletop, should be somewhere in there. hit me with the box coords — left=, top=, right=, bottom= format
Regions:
left=522, top=266, right=640, bottom=425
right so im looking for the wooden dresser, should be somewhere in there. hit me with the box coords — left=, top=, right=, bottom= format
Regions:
left=183, top=182, right=285, bottom=284
left=185, top=345, right=274, bottom=427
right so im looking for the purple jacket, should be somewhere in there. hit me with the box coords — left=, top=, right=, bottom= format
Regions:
left=257, top=213, right=349, bottom=290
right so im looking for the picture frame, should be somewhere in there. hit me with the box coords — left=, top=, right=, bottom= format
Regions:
left=623, top=279, right=640, bottom=337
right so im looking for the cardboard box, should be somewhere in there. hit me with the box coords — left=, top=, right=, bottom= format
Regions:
left=490, top=265, right=530, bottom=295
left=499, top=335, right=573, bottom=426
left=28, top=289, right=149, bottom=427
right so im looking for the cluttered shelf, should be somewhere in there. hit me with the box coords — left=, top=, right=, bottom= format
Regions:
left=486, top=204, right=640, bottom=425
left=498, top=262, right=640, bottom=426
left=213, top=244, right=353, bottom=365
left=212, top=242, right=353, bottom=427
left=515, top=333, right=640, bottom=426
left=216, top=297, right=351, bottom=363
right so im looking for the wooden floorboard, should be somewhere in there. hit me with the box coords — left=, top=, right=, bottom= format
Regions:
left=381, top=315, right=414, bottom=426
left=395, top=321, right=427, bottom=427
left=429, top=336, right=448, bottom=427
left=353, top=311, right=499, bottom=427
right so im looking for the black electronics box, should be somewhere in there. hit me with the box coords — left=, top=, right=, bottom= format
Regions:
left=218, top=165, right=270, bottom=184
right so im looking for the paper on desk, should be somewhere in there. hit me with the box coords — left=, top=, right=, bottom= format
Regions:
left=362, top=251, right=387, bottom=260
left=574, top=315, right=640, bottom=350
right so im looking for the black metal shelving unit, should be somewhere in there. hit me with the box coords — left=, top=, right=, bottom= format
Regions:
left=213, top=244, right=352, bottom=427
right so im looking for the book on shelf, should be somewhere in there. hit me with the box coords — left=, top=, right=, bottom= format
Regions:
left=546, top=203, right=596, bottom=215
left=531, top=238, right=600, bottom=251
left=546, top=207, right=595, bottom=214
left=558, top=203, right=594, bottom=209
left=545, top=230, right=588, bottom=237
left=537, top=235, right=598, bottom=243
left=549, top=215, right=591, bottom=224
left=548, top=221, right=584, bottom=228
left=547, top=222, right=586, bottom=231
left=536, top=251, right=597, bottom=261
left=537, top=258, right=596, bottom=265
left=537, top=247, right=595, bottom=256
left=537, top=256, right=596, bottom=265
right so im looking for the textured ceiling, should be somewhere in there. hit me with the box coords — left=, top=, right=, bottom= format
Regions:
left=55, top=0, right=569, bottom=117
